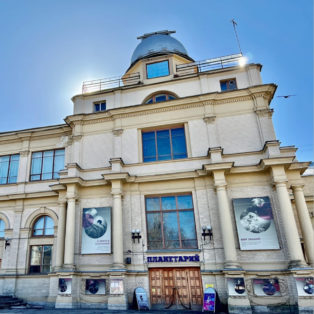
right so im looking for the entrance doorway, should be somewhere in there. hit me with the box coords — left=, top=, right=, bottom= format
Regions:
left=149, top=267, right=203, bottom=309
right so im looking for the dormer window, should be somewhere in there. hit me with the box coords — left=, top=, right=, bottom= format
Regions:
left=146, top=60, right=170, bottom=79
left=145, top=92, right=177, bottom=104
left=94, top=101, right=106, bottom=112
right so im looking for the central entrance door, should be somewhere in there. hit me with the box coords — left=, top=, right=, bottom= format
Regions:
left=149, top=267, right=203, bottom=309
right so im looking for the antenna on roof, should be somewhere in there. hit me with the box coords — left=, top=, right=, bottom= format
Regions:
left=231, top=19, right=243, bottom=55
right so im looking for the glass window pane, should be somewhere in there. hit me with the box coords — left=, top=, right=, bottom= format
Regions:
left=30, top=246, right=42, bottom=265
left=95, top=104, right=100, bottom=111
left=147, top=61, right=169, bottom=79
left=155, top=94, right=167, bottom=102
left=157, top=130, right=171, bottom=160
left=146, top=197, right=160, bottom=211
left=147, top=213, right=162, bottom=249
left=55, top=149, right=65, bottom=156
left=171, top=128, right=187, bottom=159
left=145, top=98, right=153, bottom=104
left=220, top=81, right=227, bottom=91
left=30, top=175, right=40, bottom=181
left=0, top=219, right=5, bottom=237
left=35, top=217, right=45, bottom=229
left=101, top=102, right=106, bottom=111
left=53, top=154, right=65, bottom=179
left=31, top=153, right=42, bottom=176
left=43, top=246, right=52, bottom=269
left=44, top=217, right=54, bottom=235
left=177, top=195, right=193, bottom=209
left=229, top=80, right=237, bottom=90
left=142, top=132, right=156, bottom=162
left=161, top=196, right=176, bottom=210
left=179, top=211, right=197, bottom=245
left=0, top=156, right=9, bottom=184
left=168, top=95, right=176, bottom=100
left=8, top=157, right=19, bottom=183
left=163, top=212, right=179, bottom=248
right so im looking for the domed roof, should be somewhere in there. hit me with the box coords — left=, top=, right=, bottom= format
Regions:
left=130, top=30, right=192, bottom=66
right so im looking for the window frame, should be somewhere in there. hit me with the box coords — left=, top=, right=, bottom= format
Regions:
left=0, top=219, right=5, bottom=238
left=144, top=92, right=177, bottom=104
left=0, top=154, right=19, bottom=185
left=146, top=60, right=170, bottom=79
left=142, top=125, right=188, bottom=162
left=32, top=215, right=54, bottom=237
left=29, top=245, right=52, bottom=274
left=145, top=193, right=198, bottom=250
left=220, top=78, right=237, bottom=91
left=30, top=148, right=65, bottom=182
left=94, top=101, right=106, bottom=112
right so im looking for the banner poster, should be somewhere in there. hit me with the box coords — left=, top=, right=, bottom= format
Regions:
left=227, top=278, right=246, bottom=296
left=203, top=287, right=216, bottom=312
left=110, top=279, right=124, bottom=295
left=85, top=279, right=106, bottom=295
left=135, top=287, right=149, bottom=310
left=295, top=277, right=314, bottom=296
left=232, top=197, right=280, bottom=250
left=253, top=279, right=281, bottom=296
left=58, top=278, right=72, bottom=295
left=81, top=207, right=111, bottom=254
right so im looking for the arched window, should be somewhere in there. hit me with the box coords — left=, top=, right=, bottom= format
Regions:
left=0, top=219, right=4, bottom=238
left=33, top=216, right=54, bottom=236
left=144, top=92, right=177, bottom=104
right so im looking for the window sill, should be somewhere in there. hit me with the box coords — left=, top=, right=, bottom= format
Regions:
left=146, top=249, right=200, bottom=253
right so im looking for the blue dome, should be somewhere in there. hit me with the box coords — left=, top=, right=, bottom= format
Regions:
left=130, top=31, right=192, bottom=66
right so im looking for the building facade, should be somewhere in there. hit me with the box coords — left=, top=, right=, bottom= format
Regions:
left=0, top=30, right=313, bottom=312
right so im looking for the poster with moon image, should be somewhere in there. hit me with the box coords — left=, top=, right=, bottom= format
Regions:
left=81, top=207, right=111, bottom=254
left=253, top=279, right=281, bottom=296
left=295, top=277, right=314, bottom=296
left=227, top=278, right=246, bottom=296
left=232, top=197, right=280, bottom=250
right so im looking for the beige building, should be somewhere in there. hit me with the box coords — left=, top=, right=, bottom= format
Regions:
left=0, top=30, right=313, bottom=313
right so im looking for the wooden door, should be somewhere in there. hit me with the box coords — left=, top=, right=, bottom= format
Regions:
left=149, top=267, right=203, bottom=308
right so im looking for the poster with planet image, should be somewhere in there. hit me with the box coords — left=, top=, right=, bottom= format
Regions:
left=253, top=279, right=280, bottom=296
left=295, top=277, right=314, bottom=296
left=81, top=207, right=111, bottom=254
left=232, top=197, right=280, bottom=250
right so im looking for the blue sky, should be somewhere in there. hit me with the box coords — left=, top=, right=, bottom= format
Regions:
left=0, top=0, right=312, bottom=161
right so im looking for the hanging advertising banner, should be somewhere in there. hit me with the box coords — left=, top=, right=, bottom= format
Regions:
left=85, top=279, right=106, bottom=295
left=232, top=197, right=280, bottom=250
left=253, top=279, right=281, bottom=296
left=81, top=207, right=111, bottom=254
left=58, top=278, right=72, bottom=295
left=227, top=278, right=246, bottom=296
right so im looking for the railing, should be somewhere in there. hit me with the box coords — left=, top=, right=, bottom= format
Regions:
left=82, top=72, right=141, bottom=94
left=81, top=53, right=243, bottom=94
left=176, top=53, right=243, bottom=76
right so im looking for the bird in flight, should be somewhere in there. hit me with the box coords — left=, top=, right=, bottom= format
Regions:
left=277, top=95, right=296, bottom=98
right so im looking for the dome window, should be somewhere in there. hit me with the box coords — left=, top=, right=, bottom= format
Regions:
left=145, top=92, right=177, bottom=104
left=146, top=60, right=170, bottom=79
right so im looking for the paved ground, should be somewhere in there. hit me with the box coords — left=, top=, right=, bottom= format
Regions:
left=0, top=310, right=211, bottom=314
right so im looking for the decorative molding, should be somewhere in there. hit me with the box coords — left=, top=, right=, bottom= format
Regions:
left=203, top=115, right=216, bottom=124
left=19, top=150, right=29, bottom=157
left=112, top=129, right=124, bottom=136
left=255, top=108, right=274, bottom=117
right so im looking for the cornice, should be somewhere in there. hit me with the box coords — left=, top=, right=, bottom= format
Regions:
left=0, top=191, right=57, bottom=201
left=66, top=84, right=277, bottom=127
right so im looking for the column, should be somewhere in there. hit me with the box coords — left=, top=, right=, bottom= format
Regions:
left=292, top=185, right=314, bottom=266
left=63, top=188, right=77, bottom=269
left=274, top=182, right=306, bottom=267
left=55, top=200, right=67, bottom=269
left=213, top=170, right=239, bottom=269
left=111, top=180, right=124, bottom=268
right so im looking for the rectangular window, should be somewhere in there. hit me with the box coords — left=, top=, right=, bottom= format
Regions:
left=142, top=127, right=187, bottom=162
left=146, top=194, right=197, bottom=250
left=0, top=154, right=19, bottom=184
left=29, top=245, right=52, bottom=274
left=30, top=149, right=64, bottom=181
left=220, top=78, right=237, bottom=91
left=94, top=101, right=106, bottom=112
left=146, top=60, right=170, bottom=79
